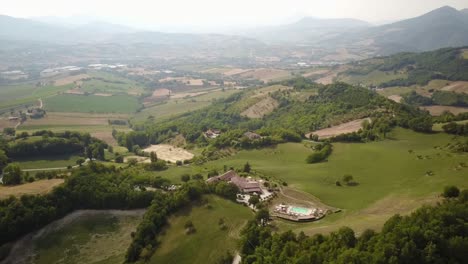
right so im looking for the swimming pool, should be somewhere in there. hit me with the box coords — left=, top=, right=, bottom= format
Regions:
left=289, top=207, right=310, bottom=215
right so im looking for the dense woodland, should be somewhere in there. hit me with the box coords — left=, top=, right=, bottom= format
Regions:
left=240, top=191, right=468, bottom=264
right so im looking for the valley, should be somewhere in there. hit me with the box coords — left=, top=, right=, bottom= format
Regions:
left=0, top=3, right=468, bottom=264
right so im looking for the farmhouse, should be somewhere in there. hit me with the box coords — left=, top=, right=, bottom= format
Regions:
left=206, top=170, right=263, bottom=194
left=204, top=129, right=221, bottom=139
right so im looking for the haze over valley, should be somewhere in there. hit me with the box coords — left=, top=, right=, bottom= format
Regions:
left=0, top=1, right=467, bottom=264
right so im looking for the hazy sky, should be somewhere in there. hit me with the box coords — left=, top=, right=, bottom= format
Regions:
left=3, top=0, right=468, bottom=31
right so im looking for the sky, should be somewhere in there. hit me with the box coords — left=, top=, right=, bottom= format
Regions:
left=2, top=0, right=468, bottom=32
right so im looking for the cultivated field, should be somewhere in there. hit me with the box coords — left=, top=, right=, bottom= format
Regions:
left=142, top=144, right=194, bottom=163
left=3, top=210, right=144, bottom=264
left=420, top=105, right=468, bottom=116
left=155, top=128, right=468, bottom=235
left=240, top=96, right=279, bottom=118
left=44, top=94, right=141, bottom=114
left=0, top=179, right=64, bottom=199
left=338, top=70, right=407, bottom=86
left=149, top=195, right=252, bottom=264
left=239, top=68, right=291, bottom=83
left=440, top=81, right=468, bottom=93
left=387, top=95, right=403, bottom=102
left=306, top=118, right=371, bottom=139
left=53, top=74, right=89, bottom=86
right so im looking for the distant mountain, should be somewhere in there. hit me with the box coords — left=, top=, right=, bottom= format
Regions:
left=368, top=6, right=468, bottom=53
left=323, top=6, right=468, bottom=55
left=237, top=17, right=371, bottom=44
left=0, top=15, right=68, bottom=42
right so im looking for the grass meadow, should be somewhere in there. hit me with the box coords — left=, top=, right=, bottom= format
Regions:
left=150, top=195, right=252, bottom=264
left=156, top=128, right=468, bottom=234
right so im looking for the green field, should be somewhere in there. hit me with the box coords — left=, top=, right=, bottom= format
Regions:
left=31, top=211, right=143, bottom=264
left=133, top=89, right=239, bottom=122
left=0, top=83, right=73, bottom=112
left=150, top=195, right=252, bottom=264
left=433, top=120, right=468, bottom=131
left=81, top=71, right=145, bottom=95
left=156, top=128, right=468, bottom=233
left=14, top=154, right=82, bottom=170
left=44, top=94, right=141, bottom=113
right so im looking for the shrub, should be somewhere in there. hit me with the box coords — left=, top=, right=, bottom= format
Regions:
left=442, top=185, right=460, bottom=198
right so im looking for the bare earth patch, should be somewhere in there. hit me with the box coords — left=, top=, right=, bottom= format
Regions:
left=152, top=88, right=172, bottom=97
left=387, top=95, right=402, bottom=103
left=0, top=179, right=64, bottom=199
left=420, top=106, right=468, bottom=116
left=241, top=96, right=279, bottom=118
left=306, top=118, right=371, bottom=139
left=170, top=91, right=209, bottom=99
left=142, top=144, right=194, bottom=163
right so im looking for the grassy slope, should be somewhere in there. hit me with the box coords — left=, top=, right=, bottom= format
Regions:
left=44, top=94, right=141, bottom=113
left=32, top=212, right=142, bottom=264
left=156, top=128, right=468, bottom=233
left=150, top=195, right=253, bottom=264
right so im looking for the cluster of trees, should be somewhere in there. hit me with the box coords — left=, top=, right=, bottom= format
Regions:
left=404, top=90, right=468, bottom=107
left=434, top=111, right=468, bottom=123
left=239, top=188, right=467, bottom=264
left=306, top=142, right=332, bottom=163
left=442, top=122, right=468, bottom=135
left=2, top=130, right=106, bottom=159
left=0, top=163, right=155, bottom=247
left=125, top=180, right=239, bottom=262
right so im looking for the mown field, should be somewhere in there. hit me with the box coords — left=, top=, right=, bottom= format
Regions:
left=44, top=94, right=141, bottom=114
left=29, top=211, right=144, bottom=264
left=0, top=179, right=64, bottom=199
left=156, top=128, right=468, bottom=234
left=150, top=195, right=252, bottom=264
left=14, top=154, right=82, bottom=170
